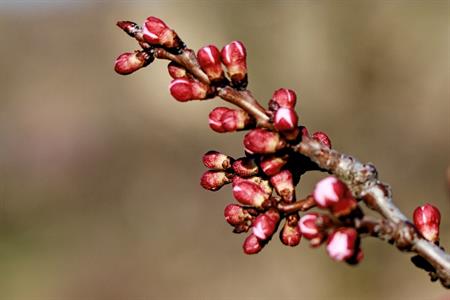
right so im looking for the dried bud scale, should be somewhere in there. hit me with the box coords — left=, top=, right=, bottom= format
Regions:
left=413, top=204, right=441, bottom=243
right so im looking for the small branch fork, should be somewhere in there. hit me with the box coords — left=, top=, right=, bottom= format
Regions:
left=116, top=20, right=450, bottom=287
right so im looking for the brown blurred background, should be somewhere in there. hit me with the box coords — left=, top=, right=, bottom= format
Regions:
left=0, top=1, right=449, bottom=299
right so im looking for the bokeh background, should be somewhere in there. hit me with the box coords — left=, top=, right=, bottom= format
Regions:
left=0, top=1, right=449, bottom=299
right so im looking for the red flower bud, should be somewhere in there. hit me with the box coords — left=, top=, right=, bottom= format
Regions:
left=232, top=180, right=269, bottom=207
left=252, top=209, right=280, bottom=240
left=209, top=107, right=231, bottom=133
left=413, top=203, right=441, bottom=242
left=280, top=216, right=301, bottom=247
left=167, top=62, right=188, bottom=79
left=221, top=41, right=247, bottom=87
left=260, top=156, right=288, bottom=176
left=274, top=108, right=298, bottom=132
left=312, top=131, right=332, bottom=148
left=300, top=126, right=310, bottom=138
left=142, top=16, right=182, bottom=49
left=243, top=233, right=264, bottom=255
left=298, top=213, right=321, bottom=240
left=200, top=171, right=231, bottom=191
left=202, top=150, right=233, bottom=170
left=224, top=204, right=251, bottom=226
left=233, top=176, right=273, bottom=196
left=313, top=177, right=351, bottom=208
left=221, top=109, right=252, bottom=132
left=169, top=78, right=209, bottom=102
left=232, top=157, right=259, bottom=177
left=197, top=45, right=224, bottom=82
left=244, top=129, right=285, bottom=154
left=270, top=170, right=295, bottom=202
left=114, top=51, right=152, bottom=75
left=326, top=228, right=359, bottom=262
left=269, top=88, right=297, bottom=109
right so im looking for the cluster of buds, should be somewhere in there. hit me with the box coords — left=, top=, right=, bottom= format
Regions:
left=114, top=16, right=445, bottom=276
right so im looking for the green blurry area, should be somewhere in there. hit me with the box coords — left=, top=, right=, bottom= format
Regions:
left=0, top=1, right=449, bottom=299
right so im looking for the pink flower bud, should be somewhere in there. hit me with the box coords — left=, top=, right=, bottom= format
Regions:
left=114, top=51, right=152, bottom=75
left=312, top=131, right=332, bottom=148
left=202, top=150, right=233, bottom=170
left=221, top=109, right=252, bottom=132
left=269, top=88, right=297, bottom=109
left=270, top=170, right=295, bottom=202
left=232, top=158, right=259, bottom=177
left=169, top=78, right=209, bottom=102
left=167, top=62, right=188, bottom=79
left=313, top=176, right=349, bottom=208
left=413, top=203, right=441, bottom=242
left=243, top=233, right=264, bottom=255
left=326, top=228, right=359, bottom=261
left=252, top=209, right=280, bottom=240
left=200, top=171, right=231, bottom=191
left=274, top=108, right=298, bottom=132
left=244, top=129, right=286, bottom=154
left=298, top=213, right=321, bottom=240
left=224, top=204, right=250, bottom=226
left=221, top=41, right=247, bottom=87
left=209, top=107, right=231, bottom=133
left=142, top=16, right=182, bottom=49
left=232, top=176, right=272, bottom=196
left=197, top=45, right=224, bottom=81
left=260, top=156, right=288, bottom=176
left=232, top=180, right=269, bottom=207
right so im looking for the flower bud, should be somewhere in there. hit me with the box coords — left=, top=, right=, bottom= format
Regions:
left=413, top=203, right=441, bottom=243
left=312, top=131, right=332, bottom=148
left=274, top=108, right=298, bottom=132
left=313, top=177, right=355, bottom=211
left=300, top=126, right=310, bottom=138
left=209, top=107, right=231, bottom=133
left=232, top=157, right=259, bottom=177
left=200, top=171, right=231, bottom=191
left=114, top=51, right=153, bottom=75
left=224, top=204, right=251, bottom=226
left=270, top=170, right=295, bottom=202
left=269, top=88, right=297, bottom=110
left=244, top=129, right=286, bottom=154
left=326, top=228, right=359, bottom=261
left=202, top=151, right=233, bottom=170
left=221, top=109, right=253, bottom=132
left=298, top=213, right=321, bottom=240
left=260, top=156, right=288, bottom=176
left=280, top=216, right=301, bottom=247
left=142, top=16, right=183, bottom=50
left=169, top=78, right=209, bottom=102
left=221, top=41, right=247, bottom=88
left=252, top=209, right=280, bottom=240
left=243, top=233, right=264, bottom=255
left=197, top=45, right=225, bottom=82
left=232, top=180, right=269, bottom=208
left=167, top=62, right=188, bottom=79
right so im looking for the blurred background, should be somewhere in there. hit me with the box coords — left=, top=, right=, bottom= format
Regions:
left=0, top=1, right=449, bottom=299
